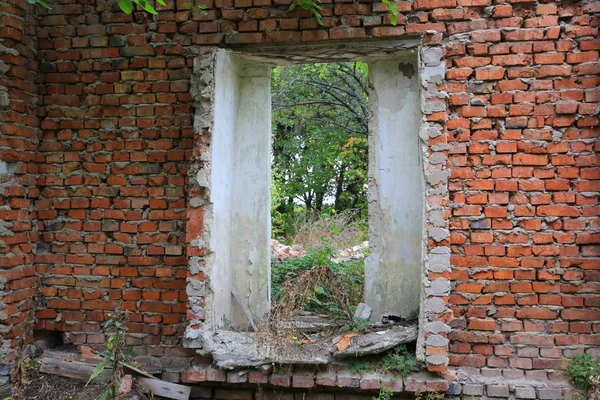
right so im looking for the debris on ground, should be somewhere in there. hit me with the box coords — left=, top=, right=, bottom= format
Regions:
left=37, top=348, right=191, bottom=400
left=271, top=239, right=368, bottom=262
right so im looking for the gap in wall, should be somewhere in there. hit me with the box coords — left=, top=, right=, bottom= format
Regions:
left=192, top=47, right=425, bottom=368
left=270, top=61, right=369, bottom=333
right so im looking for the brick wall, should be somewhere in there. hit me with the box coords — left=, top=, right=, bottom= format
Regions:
left=33, top=0, right=194, bottom=354
left=0, top=0, right=40, bottom=357
left=0, top=0, right=599, bottom=392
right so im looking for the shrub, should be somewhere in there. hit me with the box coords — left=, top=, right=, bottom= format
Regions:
left=381, top=345, right=416, bottom=379
left=567, top=354, right=600, bottom=393
left=271, top=245, right=363, bottom=321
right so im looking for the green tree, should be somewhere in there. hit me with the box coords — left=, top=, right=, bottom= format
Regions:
left=271, top=62, right=369, bottom=220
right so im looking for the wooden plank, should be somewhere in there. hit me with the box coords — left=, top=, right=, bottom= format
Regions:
left=137, top=377, right=191, bottom=400
left=39, top=357, right=111, bottom=383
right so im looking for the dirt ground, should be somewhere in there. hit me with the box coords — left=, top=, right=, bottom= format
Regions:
left=0, top=371, right=151, bottom=400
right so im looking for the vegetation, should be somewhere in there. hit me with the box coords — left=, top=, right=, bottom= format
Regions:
left=349, top=359, right=374, bottom=375
left=347, top=345, right=417, bottom=400
left=271, top=62, right=369, bottom=240
left=271, top=245, right=363, bottom=321
left=566, top=354, right=600, bottom=400
left=373, top=385, right=394, bottom=400
left=7, top=310, right=35, bottom=400
left=348, top=345, right=416, bottom=377
left=6, top=0, right=398, bottom=26
left=414, top=389, right=444, bottom=400
left=87, top=306, right=128, bottom=400
left=381, top=345, right=416, bottom=379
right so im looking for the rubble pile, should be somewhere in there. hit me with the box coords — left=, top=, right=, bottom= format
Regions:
left=271, top=240, right=368, bottom=263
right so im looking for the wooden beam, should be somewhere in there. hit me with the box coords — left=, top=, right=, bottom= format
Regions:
left=137, top=377, right=191, bottom=400
left=39, top=357, right=111, bottom=383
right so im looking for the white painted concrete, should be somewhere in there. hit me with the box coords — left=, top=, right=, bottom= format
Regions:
left=365, top=59, right=423, bottom=321
left=209, top=51, right=238, bottom=328
left=229, top=63, right=272, bottom=327
left=209, top=52, right=272, bottom=329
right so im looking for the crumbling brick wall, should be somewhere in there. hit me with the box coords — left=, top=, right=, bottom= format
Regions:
left=33, top=2, right=194, bottom=353
left=0, top=0, right=41, bottom=358
left=0, top=0, right=598, bottom=396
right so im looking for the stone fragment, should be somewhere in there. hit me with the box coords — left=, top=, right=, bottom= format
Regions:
left=0, top=88, right=9, bottom=107
left=515, top=387, right=536, bottom=399
left=446, top=382, right=461, bottom=396
left=428, top=227, right=449, bottom=242
left=0, top=60, right=9, bottom=74
left=426, top=278, right=450, bottom=296
left=422, top=63, right=445, bottom=85
left=538, top=388, right=563, bottom=400
left=425, top=355, right=448, bottom=366
left=425, top=334, right=449, bottom=347
left=353, top=303, right=371, bottom=320
left=426, top=170, right=450, bottom=185
left=422, top=47, right=443, bottom=66
left=463, top=384, right=484, bottom=396
left=424, top=297, right=446, bottom=313
left=334, top=324, right=418, bottom=358
left=487, top=384, right=510, bottom=397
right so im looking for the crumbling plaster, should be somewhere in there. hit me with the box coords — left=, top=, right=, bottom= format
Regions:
left=365, top=57, right=423, bottom=322
left=186, top=38, right=452, bottom=373
left=187, top=49, right=272, bottom=335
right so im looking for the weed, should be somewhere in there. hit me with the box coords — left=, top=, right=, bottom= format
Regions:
left=415, top=389, right=444, bottom=400
left=381, top=345, right=416, bottom=380
left=349, top=359, right=374, bottom=375
left=87, top=304, right=129, bottom=400
left=372, top=385, right=393, bottom=400
left=342, top=317, right=370, bottom=334
left=285, top=210, right=367, bottom=250
left=566, top=354, right=600, bottom=399
left=9, top=309, right=35, bottom=400
left=271, top=245, right=363, bottom=321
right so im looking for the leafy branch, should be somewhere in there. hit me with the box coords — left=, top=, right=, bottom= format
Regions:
left=87, top=305, right=129, bottom=400
left=381, top=0, right=398, bottom=25
left=289, top=0, right=322, bottom=25
left=5, top=0, right=398, bottom=26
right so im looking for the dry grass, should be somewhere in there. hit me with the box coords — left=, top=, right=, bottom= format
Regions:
left=0, top=371, right=151, bottom=400
left=263, top=261, right=363, bottom=360
left=291, top=210, right=367, bottom=249
left=591, top=375, right=600, bottom=400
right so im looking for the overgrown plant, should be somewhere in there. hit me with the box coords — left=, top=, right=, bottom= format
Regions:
left=414, top=389, right=444, bottom=400
left=271, top=245, right=363, bottom=320
left=7, top=0, right=397, bottom=25
left=8, top=309, right=35, bottom=400
left=288, top=0, right=322, bottom=25
left=349, top=359, right=373, bottom=375
left=288, top=210, right=367, bottom=249
left=373, top=384, right=393, bottom=400
left=566, top=354, right=600, bottom=400
left=381, top=345, right=416, bottom=379
left=87, top=305, right=129, bottom=400
left=342, top=317, right=370, bottom=334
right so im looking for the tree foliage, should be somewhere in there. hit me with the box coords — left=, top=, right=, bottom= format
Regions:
left=271, top=62, right=369, bottom=233
left=6, top=0, right=398, bottom=26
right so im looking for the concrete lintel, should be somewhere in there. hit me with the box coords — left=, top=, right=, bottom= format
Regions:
left=228, top=38, right=421, bottom=66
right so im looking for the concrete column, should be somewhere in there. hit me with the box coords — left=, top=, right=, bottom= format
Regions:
left=229, top=63, right=272, bottom=327
left=208, top=51, right=272, bottom=329
left=364, top=59, right=423, bottom=322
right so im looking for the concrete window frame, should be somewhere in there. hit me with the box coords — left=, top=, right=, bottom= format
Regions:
left=185, top=37, right=452, bottom=373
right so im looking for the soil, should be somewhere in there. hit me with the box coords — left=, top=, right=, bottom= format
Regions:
left=0, top=371, right=150, bottom=400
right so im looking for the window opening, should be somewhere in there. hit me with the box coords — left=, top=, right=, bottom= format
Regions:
left=270, top=61, right=369, bottom=333
left=189, top=46, right=426, bottom=369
